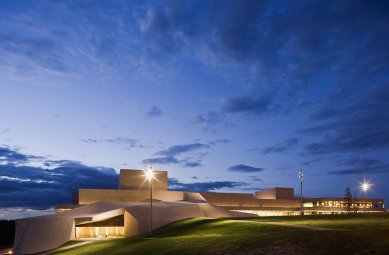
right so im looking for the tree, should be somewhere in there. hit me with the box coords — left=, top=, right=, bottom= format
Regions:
left=344, top=187, right=352, bottom=214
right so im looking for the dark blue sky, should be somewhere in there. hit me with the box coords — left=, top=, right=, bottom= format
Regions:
left=1, top=0, right=389, bottom=219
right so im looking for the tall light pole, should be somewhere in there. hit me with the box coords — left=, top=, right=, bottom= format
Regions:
left=299, top=169, right=304, bottom=216
left=361, top=181, right=370, bottom=212
left=145, top=166, right=154, bottom=236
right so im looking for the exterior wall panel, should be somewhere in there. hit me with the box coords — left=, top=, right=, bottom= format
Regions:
left=78, top=189, right=184, bottom=205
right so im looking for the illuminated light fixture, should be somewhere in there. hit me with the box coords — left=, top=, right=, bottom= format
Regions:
left=360, top=181, right=371, bottom=210
left=145, top=167, right=154, bottom=181
left=361, top=181, right=370, bottom=192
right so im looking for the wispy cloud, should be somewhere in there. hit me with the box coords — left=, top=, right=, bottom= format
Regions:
left=329, top=158, right=389, bottom=176
left=221, top=94, right=277, bottom=116
left=303, top=85, right=389, bottom=155
left=0, top=128, right=10, bottom=135
left=193, top=111, right=231, bottom=133
left=143, top=142, right=209, bottom=168
left=0, top=146, right=44, bottom=164
left=262, top=138, right=299, bottom=155
left=156, top=143, right=210, bottom=157
left=145, top=106, right=163, bottom=119
left=80, top=137, right=145, bottom=148
left=227, top=164, right=264, bottom=173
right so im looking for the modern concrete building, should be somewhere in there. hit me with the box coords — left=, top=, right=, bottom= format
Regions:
left=14, top=169, right=385, bottom=254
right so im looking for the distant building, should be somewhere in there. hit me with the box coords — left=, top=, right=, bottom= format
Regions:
left=14, top=169, right=385, bottom=254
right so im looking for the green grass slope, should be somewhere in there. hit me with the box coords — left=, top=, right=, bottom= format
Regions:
left=54, top=214, right=389, bottom=255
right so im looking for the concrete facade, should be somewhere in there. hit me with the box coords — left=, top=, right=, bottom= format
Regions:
left=255, top=188, right=294, bottom=199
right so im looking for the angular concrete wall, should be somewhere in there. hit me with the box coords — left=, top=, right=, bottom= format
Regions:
left=78, top=189, right=184, bottom=205
left=201, top=191, right=300, bottom=209
left=255, top=188, right=294, bottom=199
left=14, top=216, right=75, bottom=255
left=124, top=211, right=139, bottom=237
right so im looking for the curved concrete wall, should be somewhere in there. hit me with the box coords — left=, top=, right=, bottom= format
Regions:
left=14, top=201, right=254, bottom=254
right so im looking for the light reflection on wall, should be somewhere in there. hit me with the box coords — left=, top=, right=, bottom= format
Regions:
left=76, top=226, right=124, bottom=238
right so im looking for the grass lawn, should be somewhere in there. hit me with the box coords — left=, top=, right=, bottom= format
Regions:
left=54, top=214, right=389, bottom=255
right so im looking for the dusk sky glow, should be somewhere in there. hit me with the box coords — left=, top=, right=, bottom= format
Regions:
left=1, top=0, right=389, bottom=219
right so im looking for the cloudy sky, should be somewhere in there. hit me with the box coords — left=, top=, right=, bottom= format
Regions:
left=1, top=0, right=389, bottom=219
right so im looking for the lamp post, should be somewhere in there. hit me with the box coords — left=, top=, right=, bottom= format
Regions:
left=361, top=181, right=370, bottom=212
left=145, top=166, right=154, bottom=236
left=299, top=169, right=304, bottom=216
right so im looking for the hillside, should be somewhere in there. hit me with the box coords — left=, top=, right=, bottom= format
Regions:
left=54, top=214, right=389, bottom=255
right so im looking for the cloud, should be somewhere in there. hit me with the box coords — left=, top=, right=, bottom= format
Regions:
left=0, top=147, right=118, bottom=209
left=80, top=137, right=144, bottom=148
left=0, top=29, right=68, bottom=73
left=1, top=1, right=387, bottom=103
left=0, top=128, right=10, bottom=135
left=227, top=164, right=264, bottom=173
left=303, top=85, right=389, bottom=155
left=138, top=0, right=389, bottom=119
left=305, top=107, right=339, bottom=121
left=248, top=176, right=262, bottom=181
left=221, top=94, right=280, bottom=116
left=193, top=111, right=229, bottom=132
left=208, top=138, right=231, bottom=146
left=142, top=142, right=209, bottom=168
left=155, top=143, right=210, bottom=157
left=142, top=156, right=179, bottom=165
left=298, top=123, right=337, bottom=135
left=183, top=161, right=203, bottom=168
left=168, top=178, right=244, bottom=192
left=0, top=208, right=55, bottom=220
left=329, top=158, right=389, bottom=175
left=105, top=137, right=140, bottom=147
left=262, top=138, right=299, bottom=155
left=80, top=139, right=98, bottom=143
left=215, top=138, right=230, bottom=144
left=0, top=146, right=44, bottom=164
left=146, top=106, right=163, bottom=119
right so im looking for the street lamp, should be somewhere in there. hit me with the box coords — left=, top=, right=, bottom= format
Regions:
left=145, top=166, right=154, bottom=236
left=360, top=181, right=370, bottom=211
left=299, top=169, right=304, bottom=216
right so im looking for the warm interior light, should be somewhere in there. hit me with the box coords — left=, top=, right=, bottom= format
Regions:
left=361, top=181, right=370, bottom=192
left=145, top=167, right=154, bottom=181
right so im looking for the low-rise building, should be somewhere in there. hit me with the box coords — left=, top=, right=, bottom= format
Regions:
left=14, top=169, right=385, bottom=254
